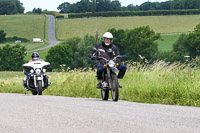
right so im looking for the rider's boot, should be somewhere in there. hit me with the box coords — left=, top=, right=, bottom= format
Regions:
left=118, top=79, right=122, bottom=88
left=96, top=80, right=102, bottom=89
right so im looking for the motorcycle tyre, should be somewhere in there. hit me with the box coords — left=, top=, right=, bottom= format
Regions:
left=32, top=91, right=37, bottom=95
left=111, top=74, right=119, bottom=102
left=101, top=88, right=109, bottom=100
left=37, top=81, right=43, bottom=95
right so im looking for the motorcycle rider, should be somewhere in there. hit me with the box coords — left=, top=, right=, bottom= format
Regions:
left=23, top=52, right=45, bottom=91
left=88, top=32, right=127, bottom=88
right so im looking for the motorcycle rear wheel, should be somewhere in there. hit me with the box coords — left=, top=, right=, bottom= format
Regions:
left=111, top=74, right=119, bottom=102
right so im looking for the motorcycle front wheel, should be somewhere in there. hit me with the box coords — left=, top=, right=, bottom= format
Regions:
left=32, top=91, right=37, bottom=95
left=101, top=88, right=109, bottom=100
left=111, top=74, right=119, bottom=102
left=37, top=81, right=43, bottom=95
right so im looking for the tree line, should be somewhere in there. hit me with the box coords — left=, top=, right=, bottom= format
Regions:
left=0, top=0, right=24, bottom=15
left=57, top=0, right=200, bottom=13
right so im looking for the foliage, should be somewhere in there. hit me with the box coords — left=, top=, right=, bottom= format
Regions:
left=172, top=24, right=200, bottom=62
left=46, top=44, right=73, bottom=71
left=0, top=30, right=6, bottom=43
left=6, top=36, right=29, bottom=42
left=58, top=0, right=200, bottom=14
left=0, top=44, right=26, bottom=71
left=0, top=0, right=24, bottom=15
left=73, top=35, right=97, bottom=68
left=108, top=26, right=161, bottom=62
left=32, top=8, right=42, bottom=14
left=68, top=9, right=200, bottom=18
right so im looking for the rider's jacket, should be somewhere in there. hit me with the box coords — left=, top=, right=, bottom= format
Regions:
left=88, top=42, right=120, bottom=64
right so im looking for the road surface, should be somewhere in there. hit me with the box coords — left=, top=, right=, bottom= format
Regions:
left=26, top=15, right=60, bottom=53
left=0, top=93, right=199, bottom=133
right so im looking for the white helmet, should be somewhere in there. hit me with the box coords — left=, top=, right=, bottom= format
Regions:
left=102, top=32, right=113, bottom=40
left=102, top=32, right=113, bottom=46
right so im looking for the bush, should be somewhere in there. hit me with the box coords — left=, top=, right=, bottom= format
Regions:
left=6, top=36, right=30, bottom=42
left=108, top=26, right=161, bottom=62
left=172, top=24, right=200, bottom=62
left=46, top=44, right=73, bottom=71
left=0, top=30, right=6, bottom=43
left=56, top=15, right=64, bottom=18
left=68, top=9, right=200, bottom=18
left=0, top=44, right=27, bottom=71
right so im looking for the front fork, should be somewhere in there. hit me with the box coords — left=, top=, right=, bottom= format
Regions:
left=33, top=75, right=44, bottom=88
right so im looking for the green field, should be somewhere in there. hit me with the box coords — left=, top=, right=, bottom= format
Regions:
left=56, top=15, right=200, bottom=41
left=0, top=15, right=46, bottom=41
left=0, top=42, right=49, bottom=51
left=25, top=48, right=50, bottom=61
left=1, top=62, right=200, bottom=107
left=157, top=35, right=180, bottom=51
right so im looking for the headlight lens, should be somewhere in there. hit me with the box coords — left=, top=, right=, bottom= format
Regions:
left=35, top=69, right=41, bottom=75
left=43, top=69, right=46, bottom=73
left=30, top=69, right=34, bottom=73
left=108, top=60, right=115, bottom=67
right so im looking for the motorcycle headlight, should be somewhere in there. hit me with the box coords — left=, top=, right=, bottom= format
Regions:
left=30, top=69, right=34, bottom=73
left=35, top=69, right=41, bottom=75
left=108, top=60, right=115, bottom=67
left=43, top=69, right=46, bottom=73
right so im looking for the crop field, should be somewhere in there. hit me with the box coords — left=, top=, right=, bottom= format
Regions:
left=0, top=15, right=46, bottom=41
left=1, top=62, right=200, bottom=107
left=56, top=15, right=200, bottom=41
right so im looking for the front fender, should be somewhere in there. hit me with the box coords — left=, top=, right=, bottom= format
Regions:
left=110, top=67, right=118, bottom=74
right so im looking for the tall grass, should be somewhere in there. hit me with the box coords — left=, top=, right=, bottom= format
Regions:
left=1, top=61, right=200, bottom=107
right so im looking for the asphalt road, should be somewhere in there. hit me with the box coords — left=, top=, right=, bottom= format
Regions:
left=0, top=93, right=199, bottom=133
left=26, top=15, right=60, bottom=53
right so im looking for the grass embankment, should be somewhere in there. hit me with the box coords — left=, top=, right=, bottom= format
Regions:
left=56, top=15, right=200, bottom=40
left=56, top=15, right=200, bottom=51
left=0, top=15, right=46, bottom=41
left=1, top=61, right=200, bottom=107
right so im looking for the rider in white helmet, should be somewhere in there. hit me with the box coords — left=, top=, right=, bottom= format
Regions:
left=88, top=32, right=127, bottom=88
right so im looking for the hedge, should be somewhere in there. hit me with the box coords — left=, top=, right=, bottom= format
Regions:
left=68, top=9, right=200, bottom=18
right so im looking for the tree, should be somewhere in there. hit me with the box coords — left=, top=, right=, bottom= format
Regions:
left=46, top=44, right=73, bottom=70
left=0, top=0, right=24, bottom=15
left=57, top=2, right=70, bottom=13
left=172, top=24, right=200, bottom=62
left=108, top=26, right=161, bottom=62
left=32, top=8, right=42, bottom=14
left=73, top=34, right=96, bottom=68
left=0, top=30, right=6, bottom=43
left=123, top=26, right=161, bottom=61
left=0, top=44, right=26, bottom=71
left=110, top=0, right=121, bottom=11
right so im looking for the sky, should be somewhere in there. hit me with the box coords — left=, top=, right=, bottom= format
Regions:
left=20, top=0, right=168, bottom=12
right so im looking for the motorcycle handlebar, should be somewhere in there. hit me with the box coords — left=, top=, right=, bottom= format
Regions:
left=97, top=55, right=126, bottom=62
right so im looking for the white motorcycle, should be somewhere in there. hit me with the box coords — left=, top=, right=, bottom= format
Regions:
left=23, top=60, right=50, bottom=95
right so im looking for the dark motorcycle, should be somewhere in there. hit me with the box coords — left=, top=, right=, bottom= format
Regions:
left=23, top=61, right=50, bottom=95
left=97, top=55, right=125, bottom=102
